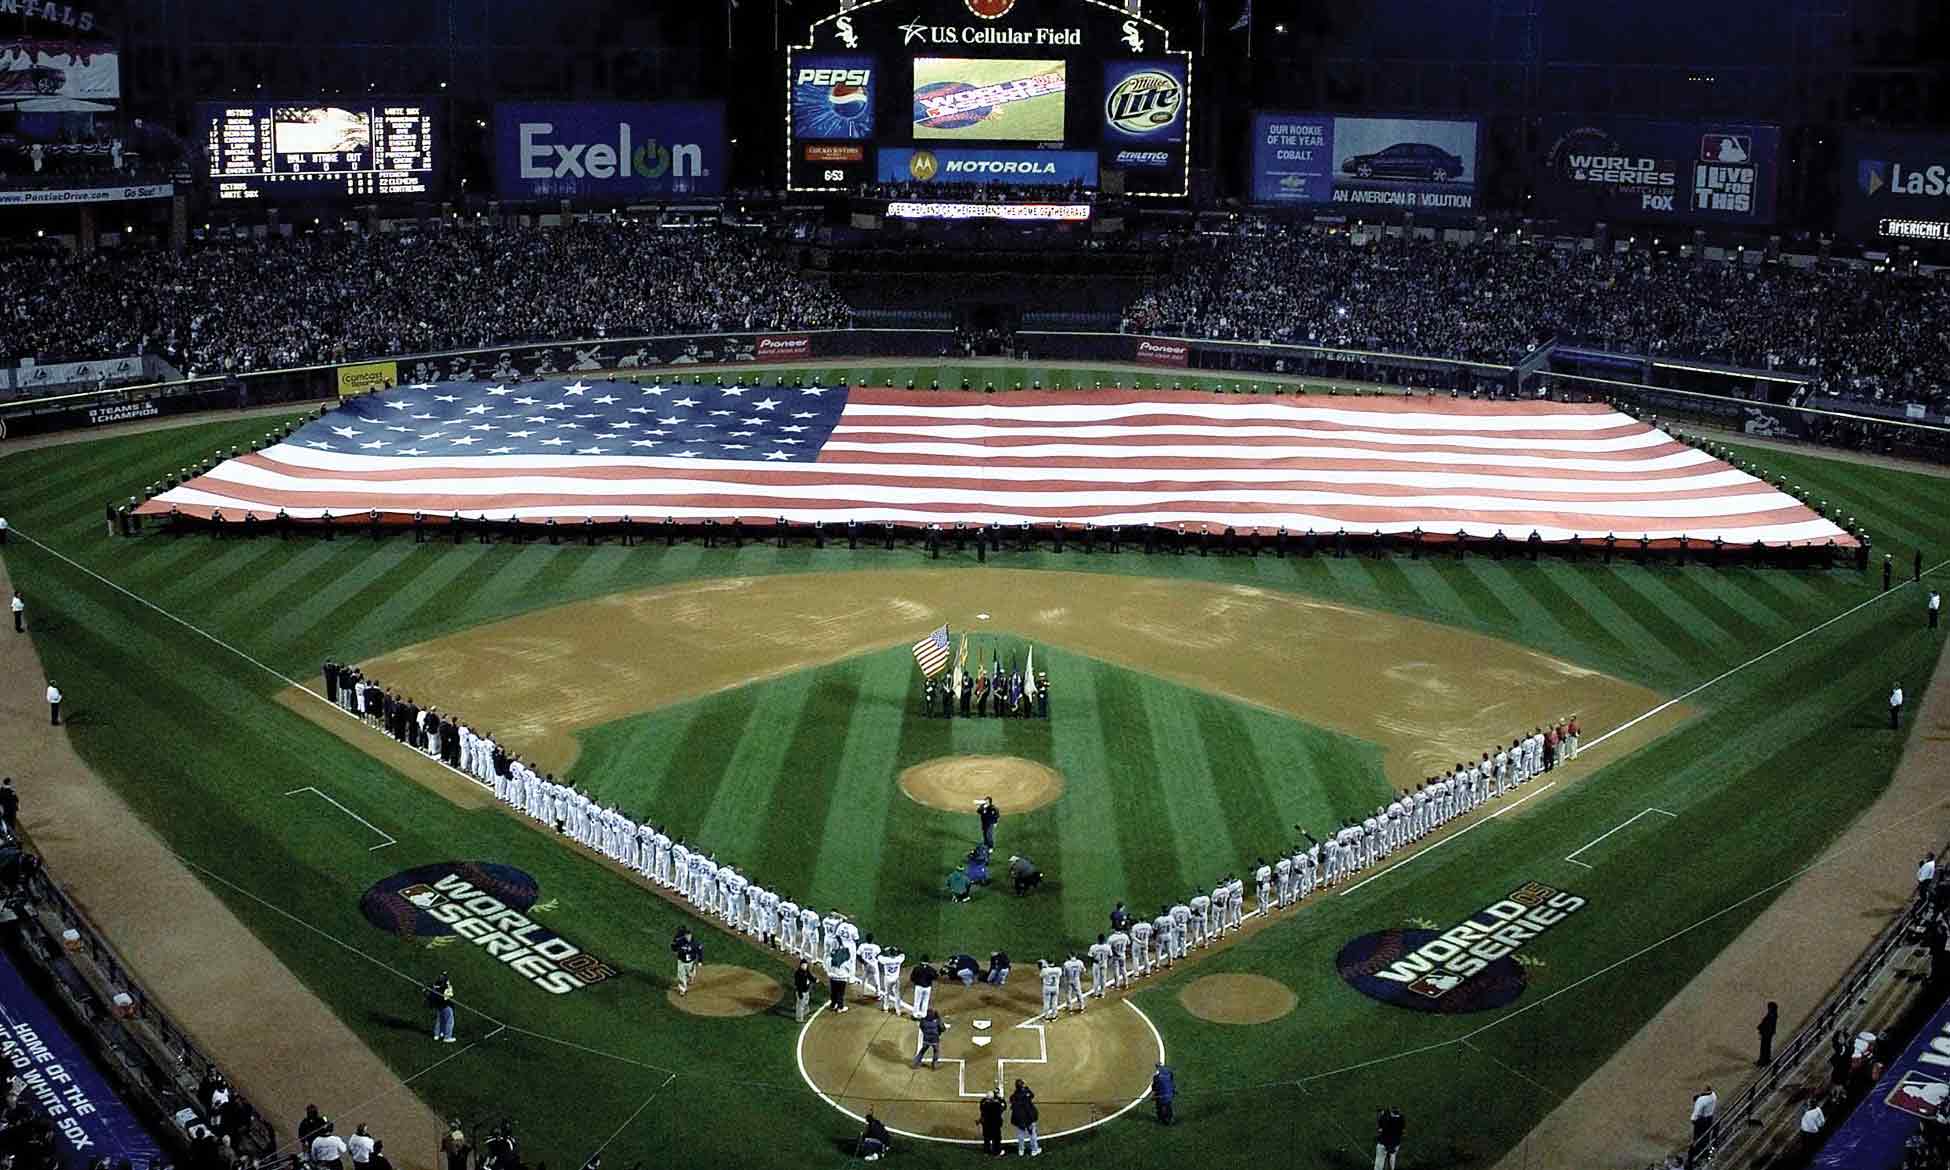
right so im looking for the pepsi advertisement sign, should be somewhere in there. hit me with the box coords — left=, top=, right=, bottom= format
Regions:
left=1536, top=118, right=1779, bottom=225
left=793, top=54, right=876, bottom=140
left=493, top=101, right=725, bottom=200
left=877, top=146, right=1098, bottom=186
left=1840, top=132, right=1950, bottom=243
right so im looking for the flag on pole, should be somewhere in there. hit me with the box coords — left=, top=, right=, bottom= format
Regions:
left=912, top=624, right=952, bottom=677
left=954, top=633, right=970, bottom=702
left=1230, top=0, right=1250, bottom=32
left=992, top=647, right=1002, bottom=688
left=1025, top=646, right=1038, bottom=705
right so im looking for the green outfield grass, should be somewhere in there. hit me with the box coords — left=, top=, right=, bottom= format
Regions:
left=570, top=642, right=1388, bottom=960
left=0, top=377, right=1945, bottom=1170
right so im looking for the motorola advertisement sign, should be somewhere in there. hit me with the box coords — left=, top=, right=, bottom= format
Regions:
left=786, top=0, right=1191, bottom=197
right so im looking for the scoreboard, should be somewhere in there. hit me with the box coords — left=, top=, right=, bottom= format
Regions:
left=786, top=0, right=1190, bottom=197
left=198, top=102, right=435, bottom=201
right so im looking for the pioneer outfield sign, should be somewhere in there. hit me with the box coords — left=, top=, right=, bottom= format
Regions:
left=1336, top=881, right=1586, bottom=1013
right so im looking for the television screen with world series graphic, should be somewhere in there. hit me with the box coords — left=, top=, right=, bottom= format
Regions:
left=784, top=0, right=1190, bottom=197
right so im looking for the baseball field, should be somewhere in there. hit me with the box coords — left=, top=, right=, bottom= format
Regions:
left=4, top=362, right=1948, bottom=1170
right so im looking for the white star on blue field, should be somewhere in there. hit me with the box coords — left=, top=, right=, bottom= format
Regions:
left=302, top=379, right=850, bottom=461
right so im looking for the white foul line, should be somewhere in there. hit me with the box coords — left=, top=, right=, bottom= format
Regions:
left=1340, top=560, right=1949, bottom=898
left=283, top=785, right=396, bottom=850
left=1562, top=807, right=1677, bottom=869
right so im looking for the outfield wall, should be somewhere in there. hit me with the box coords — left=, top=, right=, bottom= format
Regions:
left=4, top=326, right=1946, bottom=472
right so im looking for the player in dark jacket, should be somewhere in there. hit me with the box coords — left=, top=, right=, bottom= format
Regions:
left=978, top=1089, right=1006, bottom=1156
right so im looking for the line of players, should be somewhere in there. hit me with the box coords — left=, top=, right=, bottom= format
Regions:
left=331, top=666, right=1580, bottom=1020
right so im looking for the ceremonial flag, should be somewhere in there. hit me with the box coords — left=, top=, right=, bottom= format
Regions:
left=135, top=381, right=1854, bottom=547
left=954, top=633, right=969, bottom=701
left=912, top=624, right=952, bottom=677
left=1025, top=646, right=1038, bottom=704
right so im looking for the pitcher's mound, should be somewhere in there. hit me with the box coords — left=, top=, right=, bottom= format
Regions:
left=1179, top=974, right=1297, bottom=1025
left=899, top=755, right=1065, bottom=814
left=669, top=966, right=781, bottom=1018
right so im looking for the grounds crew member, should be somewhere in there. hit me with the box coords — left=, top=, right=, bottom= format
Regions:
left=793, top=959, right=814, bottom=1022
left=10, top=591, right=21, bottom=633
left=1374, top=1106, right=1406, bottom=1170
left=671, top=928, right=701, bottom=996
left=426, top=973, right=455, bottom=1041
left=1891, top=682, right=1906, bottom=730
left=45, top=680, right=60, bottom=726
left=1930, top=590, right=1941, bottom=629
left=1152, top=1062, right=1177, bottom=1125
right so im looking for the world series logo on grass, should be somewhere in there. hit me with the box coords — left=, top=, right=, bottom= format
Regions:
left=361, top=861, right=617, bottom=995
left=1337, top=881, right=1585, bottom=1013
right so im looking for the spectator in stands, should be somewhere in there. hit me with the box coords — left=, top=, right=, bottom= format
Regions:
left=439, top=1120, right=469, bottom=1170
left=368, top=1141, right=393, bottom=1170
left=0, top=224, right=849, bottom=379
left=0, top=779, right=17, bottom=838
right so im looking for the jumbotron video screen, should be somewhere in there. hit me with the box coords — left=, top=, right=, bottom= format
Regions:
left=786, top=0, right=1190, bottom=197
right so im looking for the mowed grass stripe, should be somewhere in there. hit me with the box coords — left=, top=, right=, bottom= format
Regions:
left=1486, top=562, right=1639, bottom=669
left=1540, top=570, right=1693, bottom=681
left=750, top=659, right=864, bottom=900
left=696, top=666, right=817, bottom=852
left=1189, top=695, right=1297, bottom=874
left=1045, top=653, right=1132, bottom=939
left=643, top=686, right=760, bottom=835
left=271, top=543, right=465, bottom=659
left=337, top=544, right=497, bottom=656
left=805, top=648, right=912, bottom=914
left=1139, top=674, right=1244, bottom=891
left=1078, top=657, right=1192, bottom=906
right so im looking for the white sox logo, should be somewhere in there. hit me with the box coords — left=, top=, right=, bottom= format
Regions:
left=1120, top=19, right=1144, bottom=51
left=834, top=15, right=858, bottom=47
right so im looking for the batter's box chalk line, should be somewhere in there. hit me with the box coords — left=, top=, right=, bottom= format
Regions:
left=794, top=999, right=1163, bottom=1145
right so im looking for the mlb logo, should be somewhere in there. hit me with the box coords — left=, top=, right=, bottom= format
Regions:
left=1509, top=881, right=1558, bottom=907
left=1699, top=135, right=1751, bottom=164
left=400, top=883, right=447, bottom=909
left=1887, top=1070, right=1950, bottom=1119
left=1408, top=972, right=1462, bottom=999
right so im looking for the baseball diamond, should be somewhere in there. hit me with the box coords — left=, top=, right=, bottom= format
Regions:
left=3, top=332, right=1950, bottom=1170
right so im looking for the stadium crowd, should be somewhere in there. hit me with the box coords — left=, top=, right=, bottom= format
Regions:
left=1126, top=226, right=1950, bottom=413
left=0, top=224, right=850, bottom=376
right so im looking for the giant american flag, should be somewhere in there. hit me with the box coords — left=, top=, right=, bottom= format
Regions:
left=136, top=379, right=1853, bottom=546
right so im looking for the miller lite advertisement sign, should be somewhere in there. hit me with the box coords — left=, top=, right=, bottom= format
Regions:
left=786, top=0, right=1190, bottom=197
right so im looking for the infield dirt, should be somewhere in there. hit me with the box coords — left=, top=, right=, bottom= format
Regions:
left=899, top=755, right=1065, bottom=814
left=669, top=966, right=782, bottom=1018
left=1178, top=973, right=1299, bottom=1025
left=797, top=972, right=1160, bottom=1141
left=299, top=569, right=1680, bottom=792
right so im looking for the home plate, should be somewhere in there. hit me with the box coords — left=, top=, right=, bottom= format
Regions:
left=974, top=1019, right=992, bottom=1030
left=972, top=1036, right=993, bottom=1048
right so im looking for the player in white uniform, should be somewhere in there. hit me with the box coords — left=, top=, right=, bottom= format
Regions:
left=1253, top=861, right=1274, bottom=915
left=1107, top=928, right=1130, bottom=989
left=1088, top=936, right=1113, bottom=998
left=1209, top=881, right=1229, bottom=937
left=799, top=907, right=822, bottom=961
left=1227, top=875, right=1245, bottom=929
left=1038, top=961, right=1062, bottom=1020
left=857, top=936, right=883, bottom=1001
left=1131, top=917, right=1155, bottom=974
left=878, top=949, right=905, bottom=1013
left=1169, top=902, right=1191, bottom=960
left=778, top=898, right=800, bottom=953
left=836, top=920, right=861, bottom=980
left=1061, top=954, right=1086, bottom=1013
left=1275, top=855, right=1295, bottom=907
left=1188, top=892, right=1211, bottom=947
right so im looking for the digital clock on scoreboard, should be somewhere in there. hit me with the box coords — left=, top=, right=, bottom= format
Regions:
left=197, top=101, right=435, bottom=201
